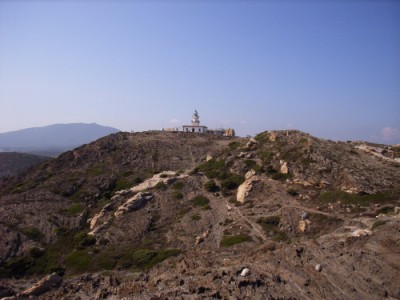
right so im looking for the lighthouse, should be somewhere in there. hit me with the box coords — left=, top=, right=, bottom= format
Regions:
left=183, top=110, right=208, bottom=133
left=191, top=110, right=200, bottom=126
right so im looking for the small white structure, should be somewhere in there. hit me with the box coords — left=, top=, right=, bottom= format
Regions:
left=163, top=110, right=235, bottom=137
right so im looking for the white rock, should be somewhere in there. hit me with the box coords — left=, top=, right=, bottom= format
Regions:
left=351, top=229, right=372, bottom=237
left=280, top=160, right=288, bottom=174
left=240, top=268, right=251, bottom=277
left=315, top=264, right=322, bottom=272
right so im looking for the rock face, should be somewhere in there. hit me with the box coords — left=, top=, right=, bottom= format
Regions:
left=236, top=170, right=260, bottom=203
left=20, top=273, right=62, bottom=297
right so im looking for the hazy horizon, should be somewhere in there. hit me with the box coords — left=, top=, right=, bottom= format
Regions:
left=1, top=1, right=399, bottom=143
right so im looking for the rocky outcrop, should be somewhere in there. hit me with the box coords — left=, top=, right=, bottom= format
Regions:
left=20, top=273, right=62, bottom=297
left=236, top=170, right=260, bottom=203
left=130, top=171, right=188, bottom=193
left=355, top=144, right=400, bottom=163
left=114, top=192, right=153, bottom=217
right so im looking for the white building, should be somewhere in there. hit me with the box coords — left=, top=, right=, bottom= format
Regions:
left=163, top=110, right=235, bottom=137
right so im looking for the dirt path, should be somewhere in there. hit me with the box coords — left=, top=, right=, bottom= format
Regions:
left=234, top=205, right=267, bottom=241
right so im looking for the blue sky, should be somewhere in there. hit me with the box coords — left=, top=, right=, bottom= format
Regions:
left=1, top=1, right=399, bottom=143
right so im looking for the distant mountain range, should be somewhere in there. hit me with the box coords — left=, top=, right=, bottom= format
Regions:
left=0, top=123, right=120, bottom=157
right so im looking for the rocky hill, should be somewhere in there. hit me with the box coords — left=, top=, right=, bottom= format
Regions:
left=0, top=130, right=399, bottom=299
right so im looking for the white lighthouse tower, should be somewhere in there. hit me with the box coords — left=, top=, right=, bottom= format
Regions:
left=192, top=110, right=200, bottom=126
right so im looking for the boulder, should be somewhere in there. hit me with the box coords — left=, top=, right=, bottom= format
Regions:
left=280, top=160, right=288, bottom=174
left=298, top=219, right=311, bottom=233
left=237, top=170, right=260, bottom=203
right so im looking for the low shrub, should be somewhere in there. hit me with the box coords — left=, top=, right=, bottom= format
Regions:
left=192, top=195, right=210, bottom=208
left=65, top=203, right=85, bottom=217
left=74, top=232, right=96, bottom=249
left=228, top=141, right=241, bottom=150
left=191, top=214, right=201, bottom=220
left=245, top=159, right=262, bottom=172
left=171, top=190, right=183, bottom=199
left=220, top=235, right=251, bottom=247
left=221, top=174, right=245, bottom=190
left=122, top=249, right=181, bottom=270
left=65, top=251, right=91, bottom=273
left=173, top=181, right=184, bottom=190
left=204, top=180, right=219, bottom=192
left=271, top=173, right=291, bottom=181
left=154, top=182, right=168, bottom=190
left=287, top=188, right=299, bottom=196
left=197, top=159, right=227, bottom=179
left=21, top=227, right=44, bottom=242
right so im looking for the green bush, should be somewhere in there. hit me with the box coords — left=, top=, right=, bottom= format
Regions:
left=134, top=177, right=143, bottom=184
left=155, top=182, right=168, bottom=190
left=171, top=190, right=183, bottom=199
left=74, top=232, right=96, bottom=249
left=122, top=249, right=181, bottom=270
left=192, top=195, right=210, bottom=208
left=287, top=188, right=299, bottom=196
left=173, top=181, right=184, bottom=190
left=377, top=206, right=394, bottom=214
left=221, top=174, right=245, bottom=190
left=245, top=159, right=262, bottom=172
left=257, top=150, right=273, bottom=164
left=220, top=235, right=251, bottom=247
left=271, top=173, right=291, bottom=181
left=65, top=251, right=91, bottom=273
left=191, top=214, right=201, bottom=220
left=197, top=159, right=228, bottom=179
left=0, top=256, right=34, bottom=277
left=228, top=141, right=241, bottom=150
left=65, top=203, right=85, bottom=217
left=204, top=180, right=219, bottom=192
left=21, top=227, right=44, bottom=242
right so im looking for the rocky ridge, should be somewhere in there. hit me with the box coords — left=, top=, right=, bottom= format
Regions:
left=0, top=130, right=400, bottom=299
